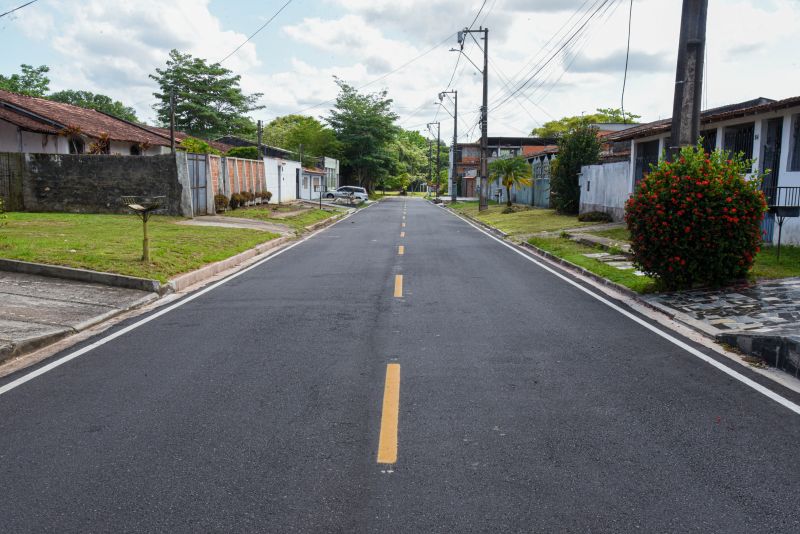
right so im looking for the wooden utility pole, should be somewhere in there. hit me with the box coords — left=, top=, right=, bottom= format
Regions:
left=169, top=87, right=176, bottom=154
left=440, top=90, right=458, bottom=202
left=428, top=122, right=441, bottom=199
left=257, top=119, right=263, bottom=156
left=428, top=139, right=432, bottom=195
left=668, top=0, right=708, bottom=160
left=479, top=27, right=488, bottom=211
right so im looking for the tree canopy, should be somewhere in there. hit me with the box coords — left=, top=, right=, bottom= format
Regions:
left=489, top=156, right=532, bottom=207
left=0, top=64, right=50, bottom=97
left=550, top=120, right=601, bottom=214
left=150, top=49, right=263, bottom=139
left=531, top=107, right=640, bottom=138
left=264, top=114, right=340, bottom=167
left=325, top=78, right=398, bottom=190
left=49, top=90, right=138, bottom=122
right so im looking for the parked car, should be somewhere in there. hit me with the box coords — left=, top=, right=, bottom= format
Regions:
left=325, top=186, right=369, bottom=203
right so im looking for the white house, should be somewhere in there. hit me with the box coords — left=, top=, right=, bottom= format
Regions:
left=587, top=96, right=800, bottom=244
left=264, top=155, right=300, bottom=203
left=297, top=157, right=340, bottom=200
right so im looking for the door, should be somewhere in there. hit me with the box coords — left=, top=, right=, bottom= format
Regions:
left=187, top=153, right=208, bottom=216
left=760, top=118, right=782, bottom=242
left=296, top=168, right=301, bottom=200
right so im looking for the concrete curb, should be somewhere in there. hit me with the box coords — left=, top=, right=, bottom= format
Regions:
left=0, top=292, right=160, bottom=364
left=0, top=259, right=161, bottom=293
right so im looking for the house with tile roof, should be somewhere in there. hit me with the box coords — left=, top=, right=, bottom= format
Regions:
left=583, top=96, right=800, bottom=244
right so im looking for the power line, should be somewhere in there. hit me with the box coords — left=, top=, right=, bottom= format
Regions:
left=620, top=0, right=633, bottom=122
left=0, top=0, right=38, bottom=18
left=218, top=0, right=294, bottom=64
left=468, top=0, right=488, bottom=30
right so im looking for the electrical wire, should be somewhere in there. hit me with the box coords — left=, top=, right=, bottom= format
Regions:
left=218, top=0, right=294, bottom=64
left=620, top=0, right=633, bottom=122
left=0, top=0, right=37, bottom=18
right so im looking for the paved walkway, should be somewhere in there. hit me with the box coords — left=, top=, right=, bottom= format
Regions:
left=177, top=215, right=292, bottom=235
left=0, top=271, right=157, bottom=361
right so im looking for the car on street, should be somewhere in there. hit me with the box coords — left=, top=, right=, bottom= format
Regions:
left=325, top=186, right=369, bottom=203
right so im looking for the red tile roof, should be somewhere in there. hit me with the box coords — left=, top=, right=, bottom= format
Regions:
left=0, top=106, right=59, bottom=134
left=0, top=89, right=173, bottom=146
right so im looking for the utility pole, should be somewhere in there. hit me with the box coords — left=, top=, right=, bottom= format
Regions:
left=456, top=27, right=489, bottom=210
left=428, top=122, right=441, bottom=199
left=668, top=0, right=708, bottom=160
left=169, top=87, right=176, bottom=155
left=440, top=90, right=458, bottom=203
left=428, top=139, right=433, bottom=196
left=257, top=120, right=263, bottom=156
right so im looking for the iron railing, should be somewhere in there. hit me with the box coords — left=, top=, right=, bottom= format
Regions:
left=764, top=186, right=800, bottom=208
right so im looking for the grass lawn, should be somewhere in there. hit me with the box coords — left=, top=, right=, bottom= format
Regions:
left=450, top=201, right=594, bottom=235
left=582, top=226, right=800, bottom=281
left=223, top=205, right=342, bottom=232
left=0, top=212, right=279, bottom=282
left=528, top=236, right=658, bottom=293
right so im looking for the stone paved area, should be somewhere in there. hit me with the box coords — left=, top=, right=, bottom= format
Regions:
left=0, top=271, right=157, bottom=361
left=582, top=252, right=645, bottom=275
left=178, top=215, right=292, bottom=235
left=644, top=277, right=800, bottom=336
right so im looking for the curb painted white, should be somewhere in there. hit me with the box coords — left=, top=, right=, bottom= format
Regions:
left=443, top=207, right=800, bottom=416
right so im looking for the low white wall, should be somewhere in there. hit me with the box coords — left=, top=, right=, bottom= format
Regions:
left=264, top=157, right=300, bottom=203
left=579, top=161, right=631, bottom=221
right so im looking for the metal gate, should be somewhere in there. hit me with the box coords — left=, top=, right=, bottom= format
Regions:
left=187, top=153, right=208, bottom=216
left=760, top=118, right=782, bottom=243
left=0, top=152, right=23, bottom=211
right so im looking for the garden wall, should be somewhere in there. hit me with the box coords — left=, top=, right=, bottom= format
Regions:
left=579, top=161, right=631, bottom=221
left=2, top=152, right=189, bottom=216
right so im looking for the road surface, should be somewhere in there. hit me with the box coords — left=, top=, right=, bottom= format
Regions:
left=1, top=198, right=799, bottom=532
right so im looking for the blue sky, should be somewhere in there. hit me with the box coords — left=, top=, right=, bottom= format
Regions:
left=2, top=0, right=800, bottom=142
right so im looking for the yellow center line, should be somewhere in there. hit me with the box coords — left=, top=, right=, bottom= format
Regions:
left=377, top=363, right=401, bottom=464
left=400, top=231, right=405, bottom=237
left=401, top=222, right=406, bottom=227
left=398, top=245, right=404, bottom=255
left=393, top=274, right=403, bottom=297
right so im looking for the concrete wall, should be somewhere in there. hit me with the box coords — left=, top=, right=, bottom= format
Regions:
left=15, top=152, right=187, bottom=215
left=264, top=156, right=300, bottom=203
left=579, top=161, right=631, bottom=221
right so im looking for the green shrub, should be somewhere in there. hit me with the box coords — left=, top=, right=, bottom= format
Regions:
left=214, top=194, right=229, bottom=211
left=263, top=191, right=272, bottom=202
left=226, top=146, right=260, bottom=160
left=0, top=197, right=5, bottom=227
left=551, top=121, right=600, bottom=214
left=229, top=193, right=243, bottom=210
left=179, top=137, right=222, bottom=155
left=578, top=211, right=612, bottom=222
left=625, top=144, right=766, bottom=290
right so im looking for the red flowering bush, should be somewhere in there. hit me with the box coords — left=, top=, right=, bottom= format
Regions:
left=625, top=144, right=766, bottom=290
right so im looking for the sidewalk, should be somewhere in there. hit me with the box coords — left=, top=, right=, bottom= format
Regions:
left=0, top=271, right=158, bottom=361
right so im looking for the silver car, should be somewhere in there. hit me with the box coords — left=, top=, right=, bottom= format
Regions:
left=325, top=186, right=369, bottom=202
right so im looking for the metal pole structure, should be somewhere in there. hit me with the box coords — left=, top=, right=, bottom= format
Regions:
left=436, top=122, right=441, bottom=199
left=257, top=119, right=263, bottom=156
left=479, top=27, right=489, bottom=211
left=440, top=90, right=458, bottom=203
left=668, top=0, right=708, bottom=161
left=169, top=87, right=176, bottom=155
left=428, top=139, right=432, bottom=196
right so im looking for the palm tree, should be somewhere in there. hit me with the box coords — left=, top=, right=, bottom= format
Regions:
left=489, top=156, right=532, bottom=207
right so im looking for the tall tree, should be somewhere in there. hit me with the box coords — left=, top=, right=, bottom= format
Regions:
left=150, top=49, right=263, bottom=139
left=325, top=78, right=398, bottom=190
left=0, top=64, right=50, bottom=97
left=489, top=156, right=532, bottom=207
left=531, top=107, right=640, bottom=138
left=264, top=114, right=340, bottom=167
left=49, top=90, right=138, bottom=122
left=550, top=120, right=601, bottom=214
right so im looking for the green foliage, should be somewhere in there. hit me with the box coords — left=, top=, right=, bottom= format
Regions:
left=531, top=107, right=640, bottom=138
left=265, top=114, right=340, bottom=166
left=550, top=121, right=601, bottom=214
left=325, top=78, right=398, bottom=191
left=226, top=146, right=260, bottom=160
left=48, top=90, right=138, bottom=122
left=0, top=197, right=6, bottom=227
left=179, top=136, right=222, bottom=155
left=577, top=211, right=613, bottom=222
left=150, top=49, right=263, bottom=139
left=214, top=194, right=229, bottom=211
left=229, top=193, right=243, bottom=210
left=0, top=64, right=50, bottom=97
left=625, top=144, right=767, bottom=290
left=489, top=156, right=532, bottom=207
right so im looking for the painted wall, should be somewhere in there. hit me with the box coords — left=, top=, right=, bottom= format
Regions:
left=579, top=161, right=631, bottom=221
left=264, top=156, right=299, bottom=203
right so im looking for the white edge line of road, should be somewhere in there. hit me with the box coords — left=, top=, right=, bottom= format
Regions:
left=0, top=205, right=370, bottom=397
left=443, top=206, right=800, bottom=416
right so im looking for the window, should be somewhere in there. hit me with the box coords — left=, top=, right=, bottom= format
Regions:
left=790, top=114, right=800, bottom=172
left=129, top=145, right=142, bottom=156
left=723, top=122, right=755, bottom=161
left=68, top=137, right=84, bottom=154
left=700, top=129, right=717, bottom=154
left=634, top=140, right=660, bottom=183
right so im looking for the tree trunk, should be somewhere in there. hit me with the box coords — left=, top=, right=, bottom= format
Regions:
left=506, top=184, right=512, bottom=207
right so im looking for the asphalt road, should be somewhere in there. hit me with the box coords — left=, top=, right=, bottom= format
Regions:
left=1, top=198, right=799, bottom=533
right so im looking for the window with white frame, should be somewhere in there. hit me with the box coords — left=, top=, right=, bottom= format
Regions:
left=790, top=114, right=800, bottom=172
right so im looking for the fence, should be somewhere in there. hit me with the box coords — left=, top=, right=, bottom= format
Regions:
left=578, top=161, right=631, bottom=221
